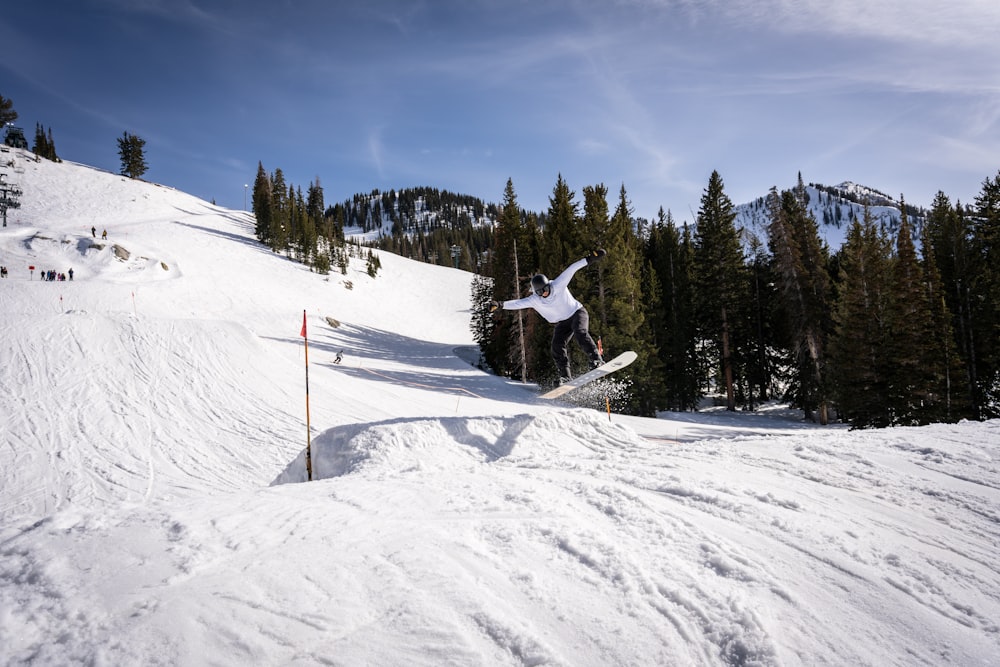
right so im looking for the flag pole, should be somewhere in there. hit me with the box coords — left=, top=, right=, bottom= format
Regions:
left=301, top=309, right=313, bottom=481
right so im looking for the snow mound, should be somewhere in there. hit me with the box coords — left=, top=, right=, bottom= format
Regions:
left=15, top=231, right=172, bottom=282
left=272, top=409, right=644, bottom=483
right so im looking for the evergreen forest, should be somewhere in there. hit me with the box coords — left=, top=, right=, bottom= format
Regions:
left=250, top=159, right=1000, bottom=427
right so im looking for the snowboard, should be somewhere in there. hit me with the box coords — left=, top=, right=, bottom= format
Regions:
left=539, top=351, right=637, bottom=400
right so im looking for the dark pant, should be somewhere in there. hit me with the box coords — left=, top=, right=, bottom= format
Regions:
left=552, top=307, right=601, bottom=378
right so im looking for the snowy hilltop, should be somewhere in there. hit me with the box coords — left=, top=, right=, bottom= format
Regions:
left=734, top=180, right=924, bottom=252
left=1, top=147, right=998, bottom=666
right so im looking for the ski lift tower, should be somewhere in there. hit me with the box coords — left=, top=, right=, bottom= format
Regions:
left=3, top=124, right=28, bottom=149
left=1, top=126, right=26, bottom=226
left=0, top=170, right=22, bottom=228
left=3, top=123, right=28, bottom=149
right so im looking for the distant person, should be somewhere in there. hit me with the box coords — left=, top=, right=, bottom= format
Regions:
left=334, top=350, right=344, bottom=364
left=491, top=249, right=607, bottom=383
left=91, top=226, right=96, bottom=238
left=101, top=229, right=107, bottom=240
left=68, top=268, right=74, bottom=281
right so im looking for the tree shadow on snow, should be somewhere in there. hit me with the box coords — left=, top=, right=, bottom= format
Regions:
left=171, top=219, right=272, bottom=254
left=266, top=322, right=538, bottom=403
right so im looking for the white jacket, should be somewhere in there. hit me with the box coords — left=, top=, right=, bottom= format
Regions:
left=501, top=257, right=588, bottom=323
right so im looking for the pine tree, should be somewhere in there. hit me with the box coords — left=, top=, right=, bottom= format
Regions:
left=470, top=272, right=495, bottom=365
left=307, top=178, right=324, bottom=227
left=517, top=209, right=552, bottom=384
left=924, top=191, right=980, bottom=415
left=541, top=174, right=578, bottom=271
left=366, top=250, right=381, bottom=277
left=766, top=186, right=832, bottom=423
left=32, top=123, right=58, bottom=161
left=0, top=94, right=16, bottom=126
left=32, top=123, right=46, bottom=157
left=575, top=184, right=613, bottom=331
left=291, top=186, right=309, bottom=261
left=830, top=207, right=893, bottom=428
left=605, top=185, right=664, bottom=415
left=336, top=246, right=349, bottom=274
left=646, top=210, right=700, bottom=410
left=919, top=223, right=970, bottom=422
left=970, top=171, right=1000, bottom=417
left=676, top=220, right=700, bottom=410
left=485, top=179, right=532, bottom=379
left=116, top=132, right=148, bottom=179
left=269, top=169, right=289, bottom=253
left=252, top=162, right=273, bottom=244
left=884, top=202, right=940, bottom=424
left=745, top=230, right=782, bottom=409
left=692, top=171, right=746, bottom=411
left=47, top=127, right=57, bottom=160
left=313, top=241, right=332, bottom=275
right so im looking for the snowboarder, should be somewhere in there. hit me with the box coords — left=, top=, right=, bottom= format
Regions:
left=491, top=249, right=606, bottom=383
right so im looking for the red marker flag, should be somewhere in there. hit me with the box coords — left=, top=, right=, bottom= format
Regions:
left=300, top=311, right=307, bottom=337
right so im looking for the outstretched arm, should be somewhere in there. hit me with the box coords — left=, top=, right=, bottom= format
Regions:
left=550, top=249, right=607, bottom=290
left=490, top=296, right=534, bottom=312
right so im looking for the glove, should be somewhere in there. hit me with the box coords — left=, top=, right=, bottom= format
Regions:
left=488, top=300, right=500, bottom=313
left=586, top=248, right=607, bottom=265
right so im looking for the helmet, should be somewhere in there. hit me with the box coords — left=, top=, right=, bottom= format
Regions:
left=530, top=274, right=550, bottom=296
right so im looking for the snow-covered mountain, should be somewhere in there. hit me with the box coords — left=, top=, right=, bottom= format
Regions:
left=357, top=176, right=919, bottom=271
left=335, top=179, right=921, bottom=253
left=1, top=149, right=998, bottom=666
left=735, top=181, right=924, bottom=252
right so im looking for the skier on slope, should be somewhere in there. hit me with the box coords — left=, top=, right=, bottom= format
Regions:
left=491, top=249, right=606, bottom=383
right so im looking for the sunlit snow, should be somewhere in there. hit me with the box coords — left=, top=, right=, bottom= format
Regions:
left=1, top=148, right=998, bottom=666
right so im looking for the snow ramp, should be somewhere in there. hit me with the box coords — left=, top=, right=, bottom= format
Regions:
left=271, top=409, right=642, bottom=484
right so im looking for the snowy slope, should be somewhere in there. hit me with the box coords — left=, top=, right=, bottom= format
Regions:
left=1, top=148, right=999, bottom=666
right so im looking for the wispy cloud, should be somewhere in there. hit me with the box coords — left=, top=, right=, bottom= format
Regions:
left=96, top=0, right=237, bottom=36
left=5, top=0, right=994, bottom=214
left=761, top=0, right=1000, bottom=49
left=618, top=0, right=1000, bottom=49
left=367, top=127, right=386, bottom=179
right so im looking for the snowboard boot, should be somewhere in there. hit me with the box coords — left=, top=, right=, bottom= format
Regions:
left=590, top=356, right=605, bottom=369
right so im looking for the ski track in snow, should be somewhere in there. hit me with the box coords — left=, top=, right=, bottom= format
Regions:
left=1, top=148, right=999, bottom=666
left=1, top=312, right=300, bottom=520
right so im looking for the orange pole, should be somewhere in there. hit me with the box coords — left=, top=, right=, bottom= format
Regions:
left=302, top=310, right=313, bottom=481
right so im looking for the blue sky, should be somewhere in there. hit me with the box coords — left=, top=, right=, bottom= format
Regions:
left=2, top=0, right=998, bottom=221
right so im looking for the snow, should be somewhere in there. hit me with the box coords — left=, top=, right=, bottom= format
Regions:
left=735, top=181, right=912, bottom=255
left=1, top=148, right=999, bottom=666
